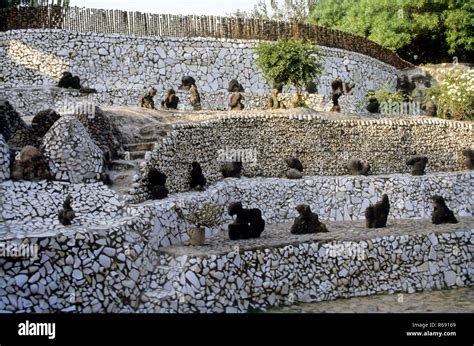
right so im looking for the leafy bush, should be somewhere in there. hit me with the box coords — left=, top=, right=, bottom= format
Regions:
left=254, top=39, right=322, bottom=99
left=367, top=84, right=409, bottom=103
left=174, top=203, right=224, bottom=228
left=425, top=68, right=474, bottom=121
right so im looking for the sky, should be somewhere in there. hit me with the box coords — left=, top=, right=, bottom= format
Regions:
left=69, top=0, right=258, bottom=16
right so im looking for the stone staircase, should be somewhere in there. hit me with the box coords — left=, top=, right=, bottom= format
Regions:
left=107, top=125, right=163, bottom=195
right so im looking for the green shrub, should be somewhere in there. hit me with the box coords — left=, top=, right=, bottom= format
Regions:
left=254, top=39, right=322, bottom=99
left=425, top=68, right=474, bottom=121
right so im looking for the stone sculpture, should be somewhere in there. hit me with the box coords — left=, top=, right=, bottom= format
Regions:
left=189, top=161, right=207, bottom=190
left=229, top=93, right=245, bottom=110
left=431, top=195, right=458, bottom=225
left=406, top=156, right=428, bottom=175
left=227, top=79, right=244, bottom=92
left=330, top=79, right=344, bottom=112
left=347, top=158, right=370, bottom=176
left=139, top=87, right=157, bottom=109
left=306, top=81, right=317, bottom=94
left=57, top=72, right=81, bottom=89
left=365, top=194, right=390, bottom=228
left=366, top=96, right=380, bottom=113
left=221, top=161, right=242, bottom=178
left=58, top=195, right=76, bottom=226
left=285, top=156, right=303, bottom=179
left=424, top=100, right=437, bottom=117
left=461, top=148, right=473, bottom=169
left=291, top=204, right=328, bottom=234
left=180, top=76, right=201, bottom=110
left=227, top=202, right=265, bottom=240
left=147, top=167, right=168, bottom=199
left=161, top=89, right=180, bottom=110
left=11, top=145, right=50, bottom=181
left=267, top=84, right=283, bottom=109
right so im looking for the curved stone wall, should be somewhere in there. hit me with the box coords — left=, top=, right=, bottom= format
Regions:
left=131, top=113, right=473, bottom=199
left=1, top=29, right=398, bottom=114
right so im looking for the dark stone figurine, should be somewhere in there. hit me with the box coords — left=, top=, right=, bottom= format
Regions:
left=161, top=89, right=180, bottom=109
left=229, top=93, right=245, bottom=110
left=267, top=84, right=283, bottom=109
left=406, top=156, right=428, bottom=175
left=58, top=195, right=76, bottom=226
left=189, top=161, right=206, bottom=190
left=58, top=72, right=81, bottom=89
left=221, top=161, right=242, bottom=178
left=148, top=167, right=168, bottom=199
left=306, top=81, right=317, bottom=94
left=424, top=100, right=437, bottom=117
left=139, top=87, right=157, bottom=109
left=461, top=148, right=473, bottom=169
left=366, top=97, right=380, bottom=113
left=227, top=202, right=265, bottom=240
left=330, top=78, right=343, bottom=112
left=284, top=156, right=303, bottom=179
left=365, top=194, right=390, bottom=228
left=431, top=195, right=457, bottom=225
left=346, top=158, right=370, bottom=176
left=227, top=79, right=244, bottom=92
left=179, top=76, right=201, bottom=110
left=291, top=204, right=328, bottom=235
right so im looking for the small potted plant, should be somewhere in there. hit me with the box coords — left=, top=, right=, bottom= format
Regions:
left=174, top=203, right=224, bottom=246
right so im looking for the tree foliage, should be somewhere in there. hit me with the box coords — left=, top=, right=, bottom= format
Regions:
left=0, top=0, right=69, bottom=9
left=254, top=39, right=322, bottom=97
left=308, top=0, right=474, bottom=63
left=231, top=0, right=316, bottom=22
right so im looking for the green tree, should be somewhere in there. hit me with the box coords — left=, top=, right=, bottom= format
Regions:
left=254, top=39, right=322, bottom=100
left=230, top=0, right=317, bottom=22
left=309, top=0, right=474, bottom=64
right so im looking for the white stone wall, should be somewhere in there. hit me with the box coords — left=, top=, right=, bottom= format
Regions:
left=131, top=113, right=474, bottom=199
left=0, top=135, right=10, bottom=183
left=1, top=29, right=398, bottom=113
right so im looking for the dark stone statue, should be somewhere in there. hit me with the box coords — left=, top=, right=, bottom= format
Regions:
left=221, top=161, right=242, bottom=178
left=424, top=100, right=437, bottom=117
left=365, top=194, right=390, bottom=228
left=58, top=195, right=76, bottom=226
left=227, top=79, right=244, bottom=92
left=139, top=87, right=157, bottom=109
left=330, top=78, right=344, bottom=112
left=227, top=202, right=265, bottom=240
left=161, top=89, right=180, bottom=109
left=306, top=81, right=317, bottom=94
left=11, top=145, right=50, bottom=181
left=406, top=156, right=428, bottom=175
left=366, top=96, right=380, bottom=113
left=189, top=161, right=206, bottom=190
left=346, top=158, right=370, bottom=176
left=58, top=72, right=81, bottom=89
left=284, top=156, right=303, bottom=179
left=461, top=148, right=473, bottom=169
left=431, top=195, right=458, bottom=225
left=147, top=167, right=168, bottom=199
left=229, top=93, right=245, bottom=110
left=179, top=76, right=201, bottom=110
left=291, top=204, right=328, bottom=235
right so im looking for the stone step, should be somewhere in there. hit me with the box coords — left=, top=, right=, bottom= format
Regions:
left=124, top=142, right=155, bottom=152
left=128, top=150, right=147, bottom=160
left=109, top=160, right=139, bottom=171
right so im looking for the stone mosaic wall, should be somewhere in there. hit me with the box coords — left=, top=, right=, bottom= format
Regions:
left=0, top=135, right=10, bottom=183
left=131, top=113, right=474, bottom=199
left=1, top=29, right=398, bottom=114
